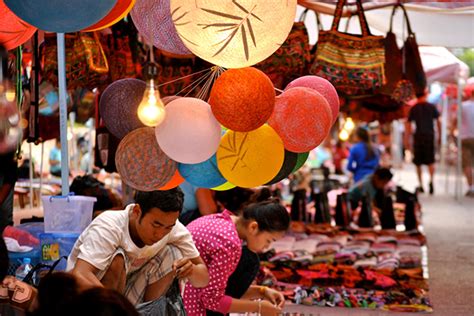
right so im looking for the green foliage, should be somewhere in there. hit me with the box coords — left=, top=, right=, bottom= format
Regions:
left=453, top=48, right=474, bottom=77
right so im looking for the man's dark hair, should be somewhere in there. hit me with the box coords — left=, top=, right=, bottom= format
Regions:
left=134, top=187, right=184, bottom=218
left=374, top=167, right=393, bottom=181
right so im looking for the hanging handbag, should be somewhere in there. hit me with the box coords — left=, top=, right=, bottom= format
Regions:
left=256, top=9, right=313, bottom=89
left=41, top=32, right=109, bottom=90
left=310, top=0, right=385, bottom=98
left=102, top=20, right=138, bottom=81
left=360, top=3, right=424, bottom=112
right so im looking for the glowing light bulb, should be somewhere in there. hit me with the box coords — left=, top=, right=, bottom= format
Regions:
left=339, top=129, right=349, bottom=141
left=343, top=117, right=355, bottom=131
left=137, top=79, right=166, bottom=127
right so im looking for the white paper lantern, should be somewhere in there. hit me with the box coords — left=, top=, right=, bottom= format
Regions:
left=170, top=0, right=297, bottom=68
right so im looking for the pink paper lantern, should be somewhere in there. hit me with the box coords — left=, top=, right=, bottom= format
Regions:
left=285, top=75, right=340, bottom=124
left=155, top=97, right=221, bottom=164
left=268, top=87, right=332, bottom=153
left=130, top=0, right=190, bottom=55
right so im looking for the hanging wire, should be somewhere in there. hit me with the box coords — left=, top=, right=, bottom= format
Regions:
left=183, top=69, right=214, bottom=98
left=156, top=67, right=213, bottom=89
left=173, top=67, right=213, bottom=97
left=15, top=45, right=23, bottom=159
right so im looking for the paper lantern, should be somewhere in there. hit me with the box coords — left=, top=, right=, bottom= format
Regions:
left=212, top=182, right=236, bottom=191
left=170, top=0, right=297, bottom=68
left=178, top=155, right=227, bottom=188
left=131, top=0, right=190, bottom=55
left=209, top=67, right=275, bottom=132
left=217, top=125, right=284, bottom=188
left=162, top=95, right=181, bottom=105
left=158, top=170, right=185, bottom=190
left=155, top=97, right=221, bottom=164
left=268, top=87, right=332, bottom=153
left=286, top=76, right=340, bottom=124
left=115, top=127, right=177, bottom=191
left=266, top=150, right=298, bottom=185
left=83, top=0, right=135, bottom=31
left=292, top=152, right=309, bottom=172
left=0, top=1, right=36, bottom=50
left=99, top=78, right=146, bottom=139
left=4, top=0, right=116, bottom=33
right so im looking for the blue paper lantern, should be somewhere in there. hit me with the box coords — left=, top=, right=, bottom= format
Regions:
left=4, top=0, right=117, bottom=33
left=178, top=155, right=227, bottom=189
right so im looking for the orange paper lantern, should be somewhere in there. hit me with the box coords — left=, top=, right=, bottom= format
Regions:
left=268, top=87, right=332, bottom=153
left=209, top=67, right=275, bottom=132
left=217, top=125, right=284, bottom=188
left=83, top=0, right=136, bottom=32
left=158, top=170, right=185, bottom=190
left=0, top=0, right=36, bottom=50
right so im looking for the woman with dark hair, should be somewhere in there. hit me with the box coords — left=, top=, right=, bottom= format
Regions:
left=183, top=199, right=290, bottom=316
left=347, top=127, right=380, bottom=182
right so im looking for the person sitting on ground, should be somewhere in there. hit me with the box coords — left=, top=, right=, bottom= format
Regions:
left=183, top=199, right=290, bottom=316
left=67, top=188, right=209, bottom=312
left=348, top=167, right=393, bottom=210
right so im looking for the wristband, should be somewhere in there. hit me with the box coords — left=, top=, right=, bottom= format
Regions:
left=258, top=299, right=262, bottom=315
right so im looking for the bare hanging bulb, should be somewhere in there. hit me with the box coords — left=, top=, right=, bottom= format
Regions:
left=137, top=78, right=166, bottom=127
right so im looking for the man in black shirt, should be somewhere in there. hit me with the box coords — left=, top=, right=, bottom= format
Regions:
left=406, top=91, right=441, bottom=195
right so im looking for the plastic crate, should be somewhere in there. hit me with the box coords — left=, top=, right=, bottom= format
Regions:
left=42, top=195, right=96, bottom=233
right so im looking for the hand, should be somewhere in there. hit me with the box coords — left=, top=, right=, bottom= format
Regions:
left=260, top=300, right=282, bottom=316
left=173, top=258, right=194, bottom=279
left=262, top=288, right=285, bottom=308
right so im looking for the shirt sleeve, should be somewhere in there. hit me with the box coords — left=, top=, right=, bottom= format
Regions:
left=198, top=238, right=240, bottom=314
left=168, top=221, right=200, bottom=259
left=76, top=214, right=122, bottom=271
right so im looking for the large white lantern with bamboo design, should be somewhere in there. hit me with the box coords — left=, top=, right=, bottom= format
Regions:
left=170, top=0, right=297, bottom=68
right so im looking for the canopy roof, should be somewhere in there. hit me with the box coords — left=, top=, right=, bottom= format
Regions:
left=298, top=1, right=474, bottom=47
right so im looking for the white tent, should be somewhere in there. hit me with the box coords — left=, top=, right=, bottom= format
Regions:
left=298, top=1, right=474, bottom=48
left=419, top=46, right=470, bottom=84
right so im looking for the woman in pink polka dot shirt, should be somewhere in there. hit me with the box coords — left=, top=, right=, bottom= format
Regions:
left=183, top=199, right=290, bottom=316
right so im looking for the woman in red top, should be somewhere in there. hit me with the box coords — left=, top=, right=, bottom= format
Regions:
left=183, top=200, right=290, bottom=316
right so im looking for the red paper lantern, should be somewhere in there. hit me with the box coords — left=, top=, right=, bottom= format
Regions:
left=209, top=67, right=275, bottom=132
left=0, top=0, right=36, bottom=50
left=268, top=87, right=332, bottom=153
left=285, top=75, right=340, bottom=124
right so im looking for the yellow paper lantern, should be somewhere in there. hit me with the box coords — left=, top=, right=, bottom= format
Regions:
left=212, top=182, right=236, bottom=191
left=170, top=0, right=297, bottom=68
left=217, top=125, right=284, bottom=188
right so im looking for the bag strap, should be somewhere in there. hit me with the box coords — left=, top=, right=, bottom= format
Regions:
left=299, top=8, right=322, bottom=31
left=389, top=3, right=414, bottom=35
left=331, top=0, right=371, bottom=36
